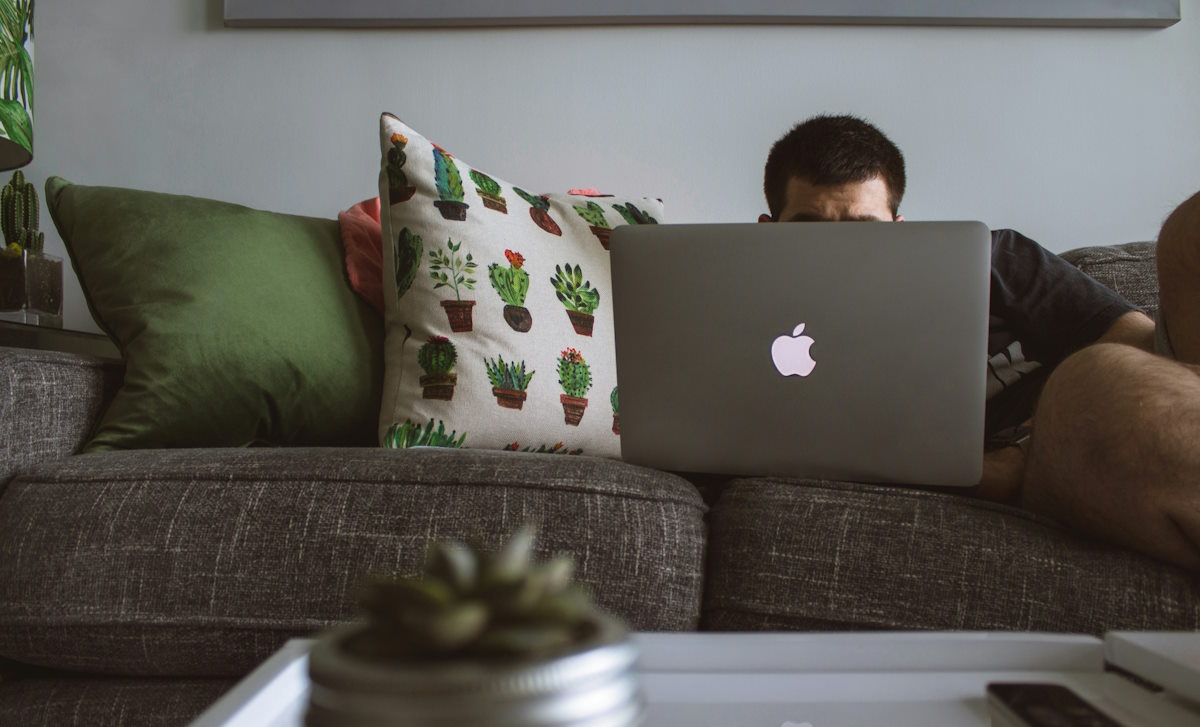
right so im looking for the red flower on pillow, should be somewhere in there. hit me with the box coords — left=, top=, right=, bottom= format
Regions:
left=504, top=249, right=525, bottom=269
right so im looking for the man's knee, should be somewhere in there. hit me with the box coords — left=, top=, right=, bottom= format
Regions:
left=1158, top=189, right=1200, bottom=270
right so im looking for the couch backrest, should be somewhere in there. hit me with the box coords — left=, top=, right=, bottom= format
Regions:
left=1059, top=241, right=1159, bottom=314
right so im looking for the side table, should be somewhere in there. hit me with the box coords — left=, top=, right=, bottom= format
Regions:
left=0, top=319, right=119, bottom=359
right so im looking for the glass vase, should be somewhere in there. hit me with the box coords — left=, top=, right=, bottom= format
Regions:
left=0, top=249, right=63, bottom=328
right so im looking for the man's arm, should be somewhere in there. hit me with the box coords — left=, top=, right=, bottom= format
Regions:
left=1095, top=310, right=1155, bottom=352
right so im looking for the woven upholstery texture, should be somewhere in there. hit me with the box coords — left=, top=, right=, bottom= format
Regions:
left=0, top=348, right=121, bottom=485
left=0, top=677, right=233, bottom=726
left=703, top=478, right=1200, bottom=633
left=0, top=447, right=705, bottom=677
left=1060, top=241, right=1158, bottom=313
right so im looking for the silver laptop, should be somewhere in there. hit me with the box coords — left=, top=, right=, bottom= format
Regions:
left=610, top=221, right=990, bottom=487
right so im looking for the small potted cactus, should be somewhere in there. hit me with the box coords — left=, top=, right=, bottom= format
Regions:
left=392, top=227, right=424, bottom=304
left=513, top=187, right=562, bottom=236
left=612, top=202, right=659, bottom=226
left=0, top=171, right=59, bottom=327
left=488, top=249, right=532, bottom=332
left=383, top=418, right=467, bottom=449
left=484, top=355, right=534, bottom=410
left=417, top=336, right=458, bottom=400
left=429, top=238, right=477, bottom=332
left=573, top=201, right=613, bottom=250
left=557, top=348, right=592, bottom=426
left=611, top=386, right=620, bottom=435
left=305, top=528, right=640, bottom=726
left=432, top=146, right=469, bottom=221
left=385, top=133, right=417, bottom=204
left=550, top=263, right=601, bottom=337
left=469, top=169, right=507, bottom=214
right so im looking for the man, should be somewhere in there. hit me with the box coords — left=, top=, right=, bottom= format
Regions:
left=761, top=114, right=1199, bottom=571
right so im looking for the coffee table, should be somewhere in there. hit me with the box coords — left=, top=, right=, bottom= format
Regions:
left=189, top=632, right=1200, bottom=726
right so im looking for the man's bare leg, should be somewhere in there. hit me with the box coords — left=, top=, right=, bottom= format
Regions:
left=1021, top=191, right=1200, bottom=571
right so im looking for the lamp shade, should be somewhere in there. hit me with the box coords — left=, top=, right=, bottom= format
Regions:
left=0, top=0, right=33, bottom=170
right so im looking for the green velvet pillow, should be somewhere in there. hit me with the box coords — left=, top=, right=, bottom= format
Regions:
left=46, top=177, right=384, bottom=451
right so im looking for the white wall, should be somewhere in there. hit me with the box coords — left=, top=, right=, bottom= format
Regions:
left=33, top=0, right=1200, bottom=333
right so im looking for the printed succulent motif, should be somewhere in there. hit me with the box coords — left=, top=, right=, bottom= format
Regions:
left=386, top=133, right=413, bottom=194
left=352, top=527, right=609, bottom=660
left=432, top=147, right=464, bottom=203
left=1, top=169, right=41, bottom=253
left=384, top=419, right=467, bottom=449
left=484, top=355, right=534, bottom=392
left=393, top=227, right=423, bottom=302
left=513, top=187, right=562, bottom=236
left=503, top=442, right=584, bottom=456
left=573, top=201, right=610, bottom=229
left=469, top=170, right=508, bottom=214
left=429, top=239, right=477, bottom=301
left=513, top=187, right=550, bottom=211
left=488, top=249, right=529, bottom=307
left=610, top=386, right=619, bottom=414
left=557, top=348, right=593, bottom=399
left=419, top=336, right=457, bottom=376
left=611, top=202, right=659, bottom=225
left=0, top=0, right=33, bottom=156
left=550, top=264, right=600, bottom=316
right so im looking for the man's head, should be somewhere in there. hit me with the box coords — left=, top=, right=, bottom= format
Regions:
left=761, top=115, right=906, bottom=223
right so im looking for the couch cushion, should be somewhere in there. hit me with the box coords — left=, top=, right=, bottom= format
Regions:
left=0, top=448, right=705, bottom=677
left=1060, top=241, right=1158, bottom=314
left=704, top=478, right=1200, bottom=633
left=0, top=677, right=234, bottom=727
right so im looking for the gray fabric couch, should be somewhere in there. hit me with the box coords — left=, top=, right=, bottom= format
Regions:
left=1, top=242, right=1198, bottom=726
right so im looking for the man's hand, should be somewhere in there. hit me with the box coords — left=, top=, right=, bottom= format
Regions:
left=972, top=446, right=1026, bottom=503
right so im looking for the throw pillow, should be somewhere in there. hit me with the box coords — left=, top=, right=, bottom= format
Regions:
left=377, top=114, right=662, bottom=458
left=46, top=178, right=385, bottom=451
left=339, top=197, right=386, bottom=316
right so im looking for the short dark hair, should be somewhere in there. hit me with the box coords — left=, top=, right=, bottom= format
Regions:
left=763, top=114, right=906, bottom=219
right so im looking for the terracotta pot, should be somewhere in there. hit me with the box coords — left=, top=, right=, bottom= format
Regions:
left=433, top=200, right=469, bottom=221
left=560, top=394, right=589, bottom=426
left=590, top=226, right=612, bottom=250
left=419, top=372, right=457, bottom=401
left=440, top=300, right=476, bottom=332
left=492, top=387, right=527, bottom=410
left=612, top=413, right=620, bottom=436
left=306, top=618, right=640, bottom=727
left=503, top=305, right=532, bottom=332
left=566, top=310, right=594, bottom=337
left=389, top=186, right=416, bottom=205
left=477, top=191, right=508, bottom=214
left=529, top=207, right=562, bottom=236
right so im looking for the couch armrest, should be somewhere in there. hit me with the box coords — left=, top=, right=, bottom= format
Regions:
left=0, top=346, right=122, bottom=483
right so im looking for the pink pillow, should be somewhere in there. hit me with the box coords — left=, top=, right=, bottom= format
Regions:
left=338, top=197, right=384, bottom=316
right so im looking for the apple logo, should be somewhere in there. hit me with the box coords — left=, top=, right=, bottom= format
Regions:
left=771, top=323, right=817, bottom=377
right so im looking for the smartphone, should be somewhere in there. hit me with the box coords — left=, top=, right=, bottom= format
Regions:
left=987, top=682, right=1128, bottom=727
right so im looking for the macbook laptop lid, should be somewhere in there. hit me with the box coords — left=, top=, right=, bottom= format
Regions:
left=610, top=221, right=990, bottom=487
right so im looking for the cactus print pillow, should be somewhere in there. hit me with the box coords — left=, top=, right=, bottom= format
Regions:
left=377, top=113, right=663, bottom=458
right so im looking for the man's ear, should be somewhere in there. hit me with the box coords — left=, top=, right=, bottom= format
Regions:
left=758, top=213, right=773, bottom=223
left=895, top=214, right=905, bottom=222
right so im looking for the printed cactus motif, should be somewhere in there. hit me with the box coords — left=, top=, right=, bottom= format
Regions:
left=1, top=170, right=42, bottom=253
left=353, top=527, right=611, bottom=660
left=469, top=170, right=507, bottom=214
left=393, top=227, right=424, bottom=303
left=488, top=250, right=529, bottom=307
left=610, top=386, right=620, bottom=435
left=612, top=202, right=659, bottom=226
left=503, top=442, right=584, bottom=456
left=550, top=264, right=600, bottom=315
left=514, top=187, right=549, bottom=211
left=383, top=419, right=467, bottom=449
left=558, top=348, right=592, bottom=398
left=386, top=133, right=416, bottom=203
left=433, top=147, right=464, bottom=202
left=485, top=355, right=534, bottom=391
left=573, top=201, right=609, bottom=229
left=513, top=187, right=562, bottom=236
left=419, top=336, right=457, bottom=375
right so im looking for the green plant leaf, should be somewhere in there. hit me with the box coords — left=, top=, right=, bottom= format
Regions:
left=0, top=98, right=30, bottom=151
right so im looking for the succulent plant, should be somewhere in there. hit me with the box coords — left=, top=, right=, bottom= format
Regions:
left=611, top=203, right=658, bottom=226
left=469, top=169, right=502, bottom=196
left=386, top=133, right=411, bottom=191
left=485, top=355, right=534, bottom=391
left=487, top=250, right=529, bottom=307
left=573, top=201, right=610, bottom=229
left=550, top=263, right=600, bottom=315
left=610, top=386, right=619, bottom=414
left=513, top=187, right=550, bottom=211
left=393, top=227, right=424, bottom=302
left=558, top=349, right=592, bottom=398
left=418, top=336, right=457, bottom=376
left=384, top=419, right=467, bottom=449
left=433, top=147, right=465, bottom=202
left=1, top=169, right=42, bottom=253
left=351, top=527, right=606, bottom=661
left=429, top=238, right=477, bottom=301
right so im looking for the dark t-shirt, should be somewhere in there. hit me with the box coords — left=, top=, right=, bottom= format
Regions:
left=984, top=229, right=1137, bottom=444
